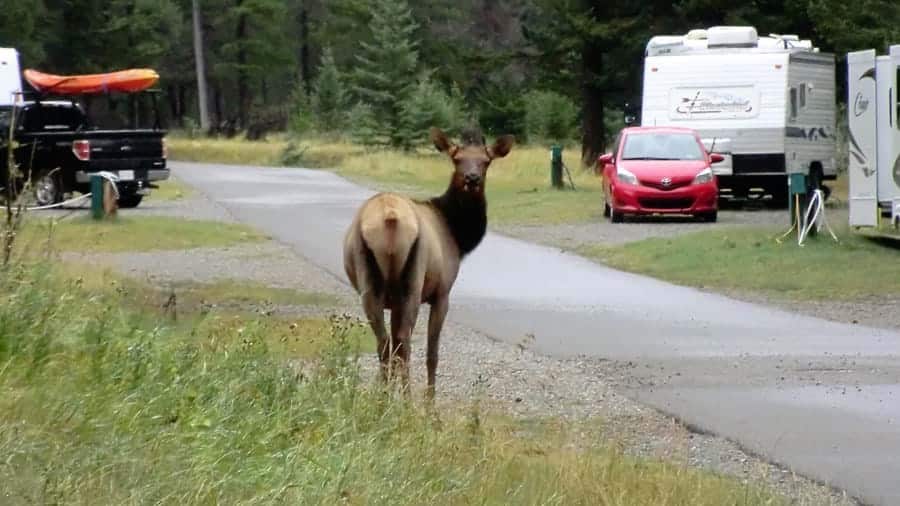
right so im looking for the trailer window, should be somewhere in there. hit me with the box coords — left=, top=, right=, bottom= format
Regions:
left=789, top=87, right=798, bottom=121
left=799, top=83, right=807, bottom=108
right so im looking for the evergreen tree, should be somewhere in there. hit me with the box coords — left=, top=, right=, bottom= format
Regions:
left=349, top=0, right=420, bottom=149
left=311, top=48, right=349, bottom=132
left=403, top=74, right=471, bottom=142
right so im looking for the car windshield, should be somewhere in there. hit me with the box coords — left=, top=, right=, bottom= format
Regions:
left=621, top=132, right=705, bottom=161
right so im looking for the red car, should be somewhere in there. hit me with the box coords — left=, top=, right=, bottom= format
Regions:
left=598, top=126, right=724, bottom=222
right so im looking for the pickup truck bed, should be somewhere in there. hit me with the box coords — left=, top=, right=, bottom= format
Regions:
left=1, top=100, right=168, bottom=207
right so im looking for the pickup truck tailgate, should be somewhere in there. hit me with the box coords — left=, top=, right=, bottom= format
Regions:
left=84, top=131, right=165, bottom=171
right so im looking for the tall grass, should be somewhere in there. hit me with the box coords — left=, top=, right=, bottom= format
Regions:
left=0, top=257, right=792, bottom=505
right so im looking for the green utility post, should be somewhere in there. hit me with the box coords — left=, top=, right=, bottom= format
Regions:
left=788, top=172, right=817, bottom=236
left=90, top=174, right=104, bottom=220
left=550, top=145, right=563, bottom=189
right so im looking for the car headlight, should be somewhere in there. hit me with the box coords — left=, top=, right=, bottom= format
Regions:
left=693, top=167, right=713, bottom=184
left=616, top=167, right=639, bottom=185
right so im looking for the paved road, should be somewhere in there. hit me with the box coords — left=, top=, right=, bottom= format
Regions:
left=174, top=162, right=900, bottom=506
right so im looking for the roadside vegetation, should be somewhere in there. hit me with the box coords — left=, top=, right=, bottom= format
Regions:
left=16, top=215, right=266, bottom=253
left=0, top=209, right=794, bottom=505
left=168, top=134, right=605, bottom=226
left=580, top=225, right=900, bottom=301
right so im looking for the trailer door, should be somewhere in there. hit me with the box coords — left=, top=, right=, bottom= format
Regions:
left=847, top=49, right=878, bottom=227
left=883, top=45, right=900, bottom=208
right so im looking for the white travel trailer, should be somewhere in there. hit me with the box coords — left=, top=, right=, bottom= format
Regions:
left=846, top=45, right=900, bottom=228
left=640, top=26, right=837, bottom=203
left=0, top=48, right=23, bottom=106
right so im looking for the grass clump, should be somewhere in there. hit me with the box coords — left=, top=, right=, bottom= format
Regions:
left=580, top=225, right=900, bottom=301
left=16, top=215, right=266, bottom=253
left=0, top=255, right=792, bottom=505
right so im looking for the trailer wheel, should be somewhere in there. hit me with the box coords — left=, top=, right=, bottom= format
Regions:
left=807, top=165, right=823, bottom=195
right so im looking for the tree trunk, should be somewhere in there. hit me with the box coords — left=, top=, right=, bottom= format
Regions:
left=167, top=84, right=179, bottom=120
left=192, top=0, right=210, bottom=132
left=236, top=1, right=250, bottom=130
left=299, top=4, right=312, bottom=96
left=581, top=42, right=606, bottom=167
left=213, top=84, right=223, bottom=127
left=178, top=84, right=188, bottom=125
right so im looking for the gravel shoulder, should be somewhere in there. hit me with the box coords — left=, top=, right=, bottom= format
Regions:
left=42, top=175, right=860, bottom=505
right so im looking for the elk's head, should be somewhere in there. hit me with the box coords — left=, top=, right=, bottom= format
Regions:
left=430, top=126, right=514, bottom=195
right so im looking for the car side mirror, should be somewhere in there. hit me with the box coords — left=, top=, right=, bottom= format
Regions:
left=598, top=153, right=614, bottom=165
left=709, top=153, right=724, bottom=164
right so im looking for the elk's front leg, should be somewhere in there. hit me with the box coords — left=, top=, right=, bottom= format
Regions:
left=425, top=294, right=449, bottom=401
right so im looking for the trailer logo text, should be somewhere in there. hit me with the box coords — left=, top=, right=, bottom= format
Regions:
left=669, top=86, right=759, bottom=120
left=853, top=92, right=870, bottom=117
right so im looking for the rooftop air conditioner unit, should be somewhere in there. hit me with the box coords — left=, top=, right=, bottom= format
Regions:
left=707, top=26, right=758, bottom=48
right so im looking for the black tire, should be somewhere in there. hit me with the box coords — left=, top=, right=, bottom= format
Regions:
left=807, top=167, right=823, bottom=195
left=610, top=206, right=624, bottom=223
left=603, top=201, right=611, bottom=217
left=33, top=171, right=63, bottom=207
left=117, top=193, right=144, bottom=208
left=697, top=211, right=717, bottom=223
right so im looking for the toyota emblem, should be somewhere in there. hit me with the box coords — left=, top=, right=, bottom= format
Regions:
left=660, top=177, right=672, bottom=187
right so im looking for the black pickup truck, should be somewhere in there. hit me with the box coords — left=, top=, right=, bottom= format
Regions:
left=0, top=99, right=168, bottom=208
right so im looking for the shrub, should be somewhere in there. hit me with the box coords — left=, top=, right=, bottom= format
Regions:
left=524, top=89, right=579, bottom=143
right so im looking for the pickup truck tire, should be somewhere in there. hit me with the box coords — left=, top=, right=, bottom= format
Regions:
left=117, top=192, right=144, bottom=208
left=34, top=171, right=63, bottom=207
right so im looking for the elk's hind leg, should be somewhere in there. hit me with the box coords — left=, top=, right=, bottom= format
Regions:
left=355, top=245, right=391, bottom=382
left=390, top=298, right=420, bottom=395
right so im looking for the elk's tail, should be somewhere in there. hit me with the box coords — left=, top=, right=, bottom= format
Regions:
left=358, top=194, right=419, bottom=283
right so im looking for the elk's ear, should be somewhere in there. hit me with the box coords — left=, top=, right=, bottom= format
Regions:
left=489, top=134, right=515, bottom=159
left=430, top=127, right=456, bottom=154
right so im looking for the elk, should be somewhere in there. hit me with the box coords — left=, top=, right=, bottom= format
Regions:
left=342, top=126, right=514, bottom=399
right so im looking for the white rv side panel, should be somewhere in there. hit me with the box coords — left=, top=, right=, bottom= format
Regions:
left=883, top=46, right=900, bottom=205
left=784, top=54, right=837, bottom=176
left=847, top=49, right=879, bottom=227
left=875, top=56, right=898, bottom=207
left=0, top=48, right=22, bottom=106
left=641, top=52, right=788, bottom=155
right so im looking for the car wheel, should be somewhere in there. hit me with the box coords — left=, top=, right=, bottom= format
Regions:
left=697, top=211, right=717, bottom=223
left=610, top=206, right=624, bottom=223
left=117, top=192, right=144, bottom=208
left=34, top=171, right=63, bottom=207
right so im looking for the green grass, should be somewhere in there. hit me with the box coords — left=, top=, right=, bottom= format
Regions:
left=579, top=225, right=900, bottom=301
left=16, top=215, right=267, bottom=253
left=167, top=134, right=606, bottom=226
left=0, top=250, right=795, bottom=505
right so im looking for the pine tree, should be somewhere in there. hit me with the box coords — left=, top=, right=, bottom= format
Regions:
left=349, top=0, right=420, bottom=149
left=403, top=74, right=471, bottom=143
left=311, top=48, right=349, bottom=132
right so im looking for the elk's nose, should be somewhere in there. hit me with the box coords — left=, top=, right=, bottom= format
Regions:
left=464, top=173, right=481, bottom=185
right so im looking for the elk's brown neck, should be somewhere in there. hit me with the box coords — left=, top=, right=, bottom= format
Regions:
left=427, top=186, right=487, bottom=257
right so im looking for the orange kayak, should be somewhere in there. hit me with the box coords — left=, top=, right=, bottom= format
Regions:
left=23, top=68, right=160, bottom=95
